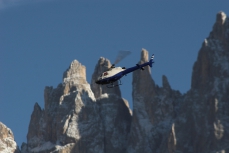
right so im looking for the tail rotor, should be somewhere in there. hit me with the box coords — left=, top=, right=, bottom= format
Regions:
left=149, top=54, right=154, bottom=67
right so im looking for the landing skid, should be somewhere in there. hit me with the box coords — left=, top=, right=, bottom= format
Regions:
left=106, top=80, right=122, bottom=88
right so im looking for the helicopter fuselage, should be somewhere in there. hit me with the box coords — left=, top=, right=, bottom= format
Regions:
left=95, top=54, right=154, bottom=85
left=95, top=67, right=125, bottom=85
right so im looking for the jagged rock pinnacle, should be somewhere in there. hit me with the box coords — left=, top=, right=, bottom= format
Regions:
left=162, top=75, right=171, bottom=90
left=91, top=57, right=122, bottom=99
left=216, top=11, right=227, bottom=25
left=24, top=56, right=131, bottom=153
left=0, top=122, right=19, bottom=153
left=141, top=48, right=149, bottom=62
left=62, top=60, right=89, bottom=95
left=192, top=11, right=229, bottom=91
left=209, top=11, right=228, bottom=44
left=63, top=60, right=87, bottom=85
left=132, top=49, right=156, bottom=96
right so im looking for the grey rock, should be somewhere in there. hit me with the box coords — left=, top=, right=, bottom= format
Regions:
left=0, top=122, right=20, bottom=153
left=91, top=57, right=122, bottom=99
left=24, top=59, right=131, bottom=153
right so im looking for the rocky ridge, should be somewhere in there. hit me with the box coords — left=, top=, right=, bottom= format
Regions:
left=126, top=11, right=229, bottom=153
left=0, top=122, right=20, bottom=153
left=22, top=58, right=131, bottom=153
left=176, top=11, right=229, bottom=153
left=127, top=50, right=183, bottom=153
left=1, top=11, right=228, bottom=153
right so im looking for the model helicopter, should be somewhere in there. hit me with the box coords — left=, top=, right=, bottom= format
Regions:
left=95, top=51, right=155, bottom=88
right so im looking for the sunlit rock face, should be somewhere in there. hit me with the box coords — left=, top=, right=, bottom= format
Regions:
left=176, top=11, right=229, bottom=153
left=127, top=12, right=229, bottom=153
left=23, top=59, right=131, bottom=153
left=127, top=49, right=182, bottom=153
left=91, top=57, right=122, bottom=99
left=25, top=60, right=100, bottom=153
left=0, top=122, right=20, bottom=153
left=192, top=11, right=229, bottom=92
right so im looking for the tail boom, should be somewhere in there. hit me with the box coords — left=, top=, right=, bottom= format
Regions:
left=122, top=54, right=154, bottom=75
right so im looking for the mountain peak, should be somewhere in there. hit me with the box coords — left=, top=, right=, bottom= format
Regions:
left=91, top=57, right=122, bottom=98
left=133, top=49, right=156, bottom=95
left=162, top=75, right=171, bottom=90
left=63, top=60, right=87, bottom=85
left=140, top=48, right=149, bottom=63
left=216, top=11, right=227, bottom=25
left=0, top=122, right=20, bottom=153
left=209, top=11, right=228, bottom=43
left=192, top=12, right=229, bottom=91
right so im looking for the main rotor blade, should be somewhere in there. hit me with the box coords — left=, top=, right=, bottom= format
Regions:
left=114, top=50, right=131, bottom=65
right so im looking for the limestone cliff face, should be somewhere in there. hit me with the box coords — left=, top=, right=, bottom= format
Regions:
left=192, top=11, right=229, bottom=92
left=0, top=122, right=20, bottom=153
left=23, top=59, right=131, bottom=153
left=91, top=57, right=122, bottom=98
left=127, top=12, right=229, bottom=153
left=175, top=11, right=229, bottom=153
left=127, top=49, right=182, bottom=153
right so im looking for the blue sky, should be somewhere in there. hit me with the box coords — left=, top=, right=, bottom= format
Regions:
left=0, top=0, right=228, bottom=147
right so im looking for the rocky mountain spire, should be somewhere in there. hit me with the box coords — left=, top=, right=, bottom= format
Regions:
left=26, top=102, right=45, bottom=149
left=211, top=11, right=228, bottom=42
left=0, top=122, right=20, bottom=153
left=191, top=11, right=229, bottom=92
left=91, top=57, right=122, bottom=99
left=63, top=60, right=87, bottom=85
left=23, top=58, right=131, bottom=153
left=175, top=11, right=229, bottom=153
left=127, top=49, right=182, bottom=153
left=162, top=75, right=171, bottom=91
left=62, top=59, right=91, bottom=95
left=132, top=49, right=156, bottom=96
left=25, top=60, right=99, bottom=152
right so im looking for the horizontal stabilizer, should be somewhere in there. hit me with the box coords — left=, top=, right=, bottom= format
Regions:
left=136, top=64, right=145, bottom=70
left=136, top=64, right=144, bottom=70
